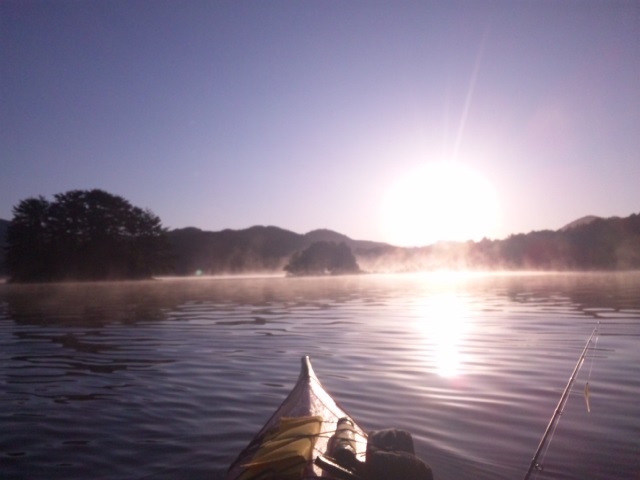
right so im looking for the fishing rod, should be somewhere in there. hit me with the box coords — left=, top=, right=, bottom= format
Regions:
left=523, top=323, right=599, bottom=480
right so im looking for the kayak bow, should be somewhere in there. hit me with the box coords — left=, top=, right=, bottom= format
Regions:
left=226, top=356, right=368, bottom=480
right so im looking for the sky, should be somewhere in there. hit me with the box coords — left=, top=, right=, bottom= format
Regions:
left=2, top=0, right=639, bottom=247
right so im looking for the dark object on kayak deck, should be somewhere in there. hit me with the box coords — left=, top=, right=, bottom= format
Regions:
left=331, top=417, right=359, bottom=469
left=367, top=428, right=415, bottom=454
left=315, top=455, right=361, bottom=480
left=365, top=429, right=434, bottom=480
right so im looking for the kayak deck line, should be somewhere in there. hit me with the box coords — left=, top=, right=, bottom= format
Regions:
left=226, top=356, right=368, bottom=480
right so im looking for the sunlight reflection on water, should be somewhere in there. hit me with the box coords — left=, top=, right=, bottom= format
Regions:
left=415, top=292, right=472, bottom=378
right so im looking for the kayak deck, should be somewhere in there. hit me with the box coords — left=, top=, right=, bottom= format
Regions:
left=226, top=356, right=368, bottom=479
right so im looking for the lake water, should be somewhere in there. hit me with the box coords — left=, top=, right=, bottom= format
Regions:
left=1, top=272, right=639, bottom=480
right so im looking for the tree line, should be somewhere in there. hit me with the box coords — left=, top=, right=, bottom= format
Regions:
left=5, top=190, right=171, bottom=282
left=466, top=215, right=640, bottom=270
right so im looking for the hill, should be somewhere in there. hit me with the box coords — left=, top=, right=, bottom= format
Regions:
left=463, top=213, right=640, bottom=271
left=559, top=215, right=601, bottom=232
left=303, top=229, right=390, bottom=252
left=168, top=225, right=307, bottom=275
left=166, top=213, right=640, bottom=275
left=167, top=226, right=391, bottom=275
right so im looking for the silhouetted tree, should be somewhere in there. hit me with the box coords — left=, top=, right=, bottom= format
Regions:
left=284, top=241, right=360, bottom=276
left=5, top=189, right=171, bottom=282
left=0, top=218, right=9, bottom=276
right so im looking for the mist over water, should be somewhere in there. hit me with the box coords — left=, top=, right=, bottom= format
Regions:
left=1, top=273, right=639, bottom=480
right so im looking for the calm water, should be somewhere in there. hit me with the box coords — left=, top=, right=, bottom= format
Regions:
left=1, top=272, right=639, bottom=480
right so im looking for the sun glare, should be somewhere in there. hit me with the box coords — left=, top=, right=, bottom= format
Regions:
left=414, top=292, right=471, bottom=378
left=381, top=162, right=499, bottom=247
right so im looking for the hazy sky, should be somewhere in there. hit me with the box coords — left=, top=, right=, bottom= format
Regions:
left=2, top=1, right=639, bottom=246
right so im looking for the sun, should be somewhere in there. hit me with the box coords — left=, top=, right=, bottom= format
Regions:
left=381, top=162, right=500, bottom=247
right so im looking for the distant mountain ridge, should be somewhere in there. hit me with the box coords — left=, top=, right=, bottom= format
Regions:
left=304, top=228, right=391, bottom=251
left=2, top=212, right=640, bottom=277
left=166, top=212, right=640, bottom=274
left=559, top=215, right=602, bottom=232
left=167, top=225, right=392, bottom=275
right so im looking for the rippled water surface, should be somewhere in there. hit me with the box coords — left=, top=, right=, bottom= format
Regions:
left=1, top=272, right=639, bottom=480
